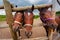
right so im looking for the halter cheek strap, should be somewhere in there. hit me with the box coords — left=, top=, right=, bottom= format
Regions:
left=24, top=24, right=32, bottom=27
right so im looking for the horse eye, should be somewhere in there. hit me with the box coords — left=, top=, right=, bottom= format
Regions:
left=41, top=13, right=44, bottom=15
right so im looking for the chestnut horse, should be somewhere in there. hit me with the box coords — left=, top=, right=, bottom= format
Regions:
left=38, top=7, right=59, bottom=39
left=24, top=8, right=34, bottom=38
left=12, top=5, right=34, bottom=38
left=13, top=11, right=23, bottom=39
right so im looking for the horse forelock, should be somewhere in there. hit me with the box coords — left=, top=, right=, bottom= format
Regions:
left=40, top=10, right=51, bottom=16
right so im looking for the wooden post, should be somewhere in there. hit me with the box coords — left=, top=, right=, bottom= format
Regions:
left=49, top=0, right=56, bottom=40
left=3, top=0, right=18, bottom=40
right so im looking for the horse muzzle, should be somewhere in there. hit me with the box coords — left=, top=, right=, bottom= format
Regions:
left=47, top=23, right=58, bottom=29
left=12, top=25, right=20, bottom=32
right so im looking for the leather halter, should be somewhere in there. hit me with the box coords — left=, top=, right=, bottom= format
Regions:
left=24, top=24, right=32, bottom=27
left=41, top=16, right=54, bottom=23
left=14, top=21, right=22, bottom=25
left=45, top=18, right=54, bottom=21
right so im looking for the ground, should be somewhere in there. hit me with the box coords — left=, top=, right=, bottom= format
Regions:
left=0, top=18, right=60, bottom=40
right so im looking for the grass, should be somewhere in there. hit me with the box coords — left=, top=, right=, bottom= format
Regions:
left=34, top=15, right=39, bottom=19
left=56, top=11, right=60, bottom=16
left=0, top=15, right=6, bottom=21
left=0, top=11, right=60, bottom=21
left=0, top=15, right=39, bottom=21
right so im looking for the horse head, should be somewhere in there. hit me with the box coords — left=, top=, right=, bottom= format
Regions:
left=23, top=5, right=34, bottom=38
left=12, top=11, right=24, bottom=39
left=12, top=11, right=23, bottom=32
left=38, top=7, right=58, bottom=29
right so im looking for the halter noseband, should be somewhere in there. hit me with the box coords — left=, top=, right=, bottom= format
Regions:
left=14, top=21, right=22, bottom=25
left=45, top=18, right=54, bottom=21
left=24, top=24, right=32, bottom=27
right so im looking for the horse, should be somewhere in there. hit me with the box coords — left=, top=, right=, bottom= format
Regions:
left=24, top=8, right=34, bottom=38
left=12, top=11, right=23, bottom=39
left=38, top=7, right=59, bottom=40
left=12, top=5, right=34, bottom=39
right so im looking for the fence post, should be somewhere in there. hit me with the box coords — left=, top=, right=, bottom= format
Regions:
left=49, top=0, right=56, bottom=40
left=3, top=0, right=18, bottom=40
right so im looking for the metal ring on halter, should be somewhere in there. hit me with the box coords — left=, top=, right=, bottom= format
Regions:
left=24, top=24, right=32, bottom=27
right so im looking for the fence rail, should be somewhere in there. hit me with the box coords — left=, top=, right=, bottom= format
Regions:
left=0, top=4, right=52, bottom=12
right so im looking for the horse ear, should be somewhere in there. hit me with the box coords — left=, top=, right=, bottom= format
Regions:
left=38, top=8, right=41, bottom=11
left=45, top=7, right=49, bottom=9
left=32, top=4, right=34, bottom=11
left=16, top=5, right=17, bottom=7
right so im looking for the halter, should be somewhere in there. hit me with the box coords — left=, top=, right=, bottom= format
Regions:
left=14, top=21, right=22, bottom=25
left=24, top=24, right=32, bottom=27
left=41, top=16, right=54, bottom=22
left=13, top=20, right=22, bottom=30
left=45, top=18, right=54, bottom=21
left=40, top=10, right=54, bottom=23
left=40, top=16, right=54, bottom=26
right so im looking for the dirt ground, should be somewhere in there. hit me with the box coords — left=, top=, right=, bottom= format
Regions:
left=0, top=18, right=60, bottom=40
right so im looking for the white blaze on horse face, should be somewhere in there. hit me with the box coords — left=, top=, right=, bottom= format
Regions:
left=28, top=12, right=31, bottom=16
left=17, top=12, right=20, bottom=14
left=24, top=12, right=31, bottom=16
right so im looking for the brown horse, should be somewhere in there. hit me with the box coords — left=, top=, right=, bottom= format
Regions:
left=38, top=7, right=59, bottom=39
left=13, top=11, right=23, bottom=39
left=24, top=8, right=34, bottom=38
left=12, top=5, right=34, bottom=38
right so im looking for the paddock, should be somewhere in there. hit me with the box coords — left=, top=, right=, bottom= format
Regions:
left=0, top=18, right=60, bottom=40
left=0, top=18, right=49, bottom=40
left=0, top=0, right=58, bottom=40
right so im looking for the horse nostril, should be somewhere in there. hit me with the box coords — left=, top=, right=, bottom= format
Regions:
left=47, top=23, right=57, bottom=29
left=51, top=24, right=58, bottom=29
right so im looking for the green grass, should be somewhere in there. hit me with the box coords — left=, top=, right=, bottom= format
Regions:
left=34, top=15, right=39, bottom=19
left=0, top=15, right=6, bottom=21
left=56, top=11, right=60, bottom=16
left=0, top=15, right=39, bottom=21
left=0, top=11, right=60, bottom=21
